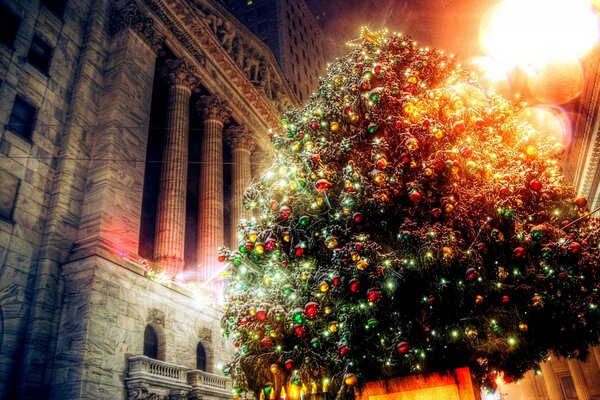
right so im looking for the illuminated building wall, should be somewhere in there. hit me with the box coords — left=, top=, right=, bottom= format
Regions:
left=0, top=0, right=297, bottom=398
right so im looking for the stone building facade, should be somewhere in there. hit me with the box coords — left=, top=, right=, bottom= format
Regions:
left=0, top=0, right=297, bottom=398
left=227, top=0, right=325, bottom=102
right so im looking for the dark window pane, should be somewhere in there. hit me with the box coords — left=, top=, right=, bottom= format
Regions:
left=41, top=0, right=67, bottom=18
left=0, top=5, right=20, bottom=48
left=143, top=325, right=158, bottom=359
left=27, top=34, right=53, bottom=74
left=8, top=95, right=37, bottom=140
left=196, top=342, right=207, bottom=370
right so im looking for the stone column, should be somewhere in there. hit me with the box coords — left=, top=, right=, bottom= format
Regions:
left=196, top=94, right=231, bottom=281
left=593, top=346, right=600, bottom=370
left=154, top=58, right=199, bottom=277
left=540, top=361, right=564, bottom=400
left=520, top=371, right=539, bottom=400
left=225, top=126, right=255, bottom=248
left=251, top=147, right=274, bottom=179
left=76, top=0, right=165, bottom=256
left=567, top=358, right=591, bottom=400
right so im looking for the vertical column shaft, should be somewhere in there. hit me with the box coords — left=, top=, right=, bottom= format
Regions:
left=225, top=126, right=255, bottom=248
left=567, top=358, right=591, bottom=400
left=540, top=361, right=564, bottom=400
left=154, top=58, right=199, bottom=277
left=196, top=94, right=231, bottom=281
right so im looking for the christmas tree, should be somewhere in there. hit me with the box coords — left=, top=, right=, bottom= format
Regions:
left=220, top=29, right=600, bottom=397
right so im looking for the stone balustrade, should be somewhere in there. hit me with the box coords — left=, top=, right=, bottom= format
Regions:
left=188, top=369, right=232, bottom=395
left=126, top=355, right=232, bottom=400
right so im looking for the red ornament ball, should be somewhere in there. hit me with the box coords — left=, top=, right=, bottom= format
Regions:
left=304, top=302, right=320, bottom=319
left=280, top=206, right=292, bottom=219
left=332, top=275, right=342, bottom=286
left=349, top=278, right=361, bottom=293
left=352, top=212, right=364, bottom=224
left=513, top=247, right=526, bottom=259
left=396, top=341, right=410, bottom=354
left=315, top=179, right=332, bottom=191
left=366, top=287, right=382, bottom=303
left=570, top=242, right=582, bottom=255
left=256, top=309, right=268, bottom=321
left=409, top=190, right=422, bottom=202
left=339, top=343, right=350, bottom=356
left=285, top=359, right=293, bottom=370
left=293, top=324, right=307, bottom=337
left=575, top=197, right=588, bottom=208
left=529, top=179, right=543, bottom=191
left=260, top=337, right=273, bottom=347
left=466, top=267, right=480, bottom=281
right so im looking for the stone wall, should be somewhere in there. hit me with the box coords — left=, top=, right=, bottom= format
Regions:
left=53, top=255, right=232, bottom=399
left=0, top=0, right=96, bottom=396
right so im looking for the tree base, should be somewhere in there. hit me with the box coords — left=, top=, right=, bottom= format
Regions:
left=355, top=368, right=480, bottom=400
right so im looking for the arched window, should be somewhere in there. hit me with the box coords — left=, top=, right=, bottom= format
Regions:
left=197, top=342, right=207, bottom=371
left=144, top=325, right=158, bottom=359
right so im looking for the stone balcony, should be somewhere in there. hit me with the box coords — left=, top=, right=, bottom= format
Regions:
left=126, top=355, right=232, bottom=400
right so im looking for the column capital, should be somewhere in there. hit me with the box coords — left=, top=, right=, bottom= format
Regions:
left=161, top=58, right=200, bottom=91
left=197, top=94, right=231, bottom=123
left=111, top=1, right=165, bottom=54
left=225, top=125, right=256, bottom=152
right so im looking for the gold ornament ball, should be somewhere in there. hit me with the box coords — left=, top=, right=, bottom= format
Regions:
left=270, top=364, right=280, bottom=374
left=519, top=322, right=529, bottom=332
left=344, top=373, right=358, bottom=387
left=465, top=327, right=478, bottom=340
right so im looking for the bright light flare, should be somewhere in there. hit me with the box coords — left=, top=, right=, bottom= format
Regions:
left=480, top=0, right=599, bottom=67
left=520, top=105, right=572, bottom=146
left=527, top=59, right=584, bottom=104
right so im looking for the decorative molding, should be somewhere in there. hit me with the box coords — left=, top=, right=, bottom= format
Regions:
left=199, top=327, right=213, bottom=344
left=143, top=0, right=206, bottom=65
left=147, top=309, right=165, bottom=327
left=142, top=0, right=282, bottom=128
left=225, top=125, right=256, bottom=152
left=197, top=94, right=231, bottom=123
left=128, top=385, right=149, bottom=400
left=161, top=58, right=201, bottom=90
left=111, top=1, right=165, bottom=54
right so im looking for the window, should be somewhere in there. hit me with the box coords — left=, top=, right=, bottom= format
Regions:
left=27, top=35, right=53, bottom=74
left=7, top=95, right=38, bottom=140
left=197, top=342, right=207, bottom=370
left=143, top=325, right=159, bottom=359
left=559, top=375, right=577, bottom=400
left=0, top=5, right=20, bottom=48
left=0, top=170, right=19, bottom=221
left=42, top=0, right=67, bottom=18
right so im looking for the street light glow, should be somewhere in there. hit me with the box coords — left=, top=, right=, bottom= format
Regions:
left=480, top=0, right=599, bottom=67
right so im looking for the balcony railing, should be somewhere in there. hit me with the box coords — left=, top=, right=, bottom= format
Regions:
left=188, top=369, right=232, bottom=396
left=126, top=355, right=232, bottom=399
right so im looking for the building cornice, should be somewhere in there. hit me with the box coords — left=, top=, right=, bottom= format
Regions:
left=142, top=0, right=291, bottom=151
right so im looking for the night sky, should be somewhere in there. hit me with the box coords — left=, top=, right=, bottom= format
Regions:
left=305, top=0, right=498, bottom=62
